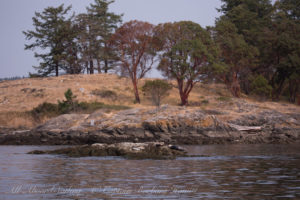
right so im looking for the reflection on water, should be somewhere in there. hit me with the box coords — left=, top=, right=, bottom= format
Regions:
left=0, top=144, right=300, bottom=199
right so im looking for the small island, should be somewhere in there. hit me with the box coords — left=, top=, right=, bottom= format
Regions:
left=28, top=142, right=187, bottom=159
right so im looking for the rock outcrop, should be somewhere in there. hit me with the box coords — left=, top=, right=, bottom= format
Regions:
left=1, top=105, right=300, bottom=145
left=28, top=142, right=187, bottom=159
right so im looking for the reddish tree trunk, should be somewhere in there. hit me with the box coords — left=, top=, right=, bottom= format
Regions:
left=177, top=79, right=191, bottom=106
left=180, top=93, right=189, bottom=106
left=132, top=79, right=140, bottom=104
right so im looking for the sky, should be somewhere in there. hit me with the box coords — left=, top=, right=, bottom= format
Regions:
left=0, top=0, right=222, bottom=78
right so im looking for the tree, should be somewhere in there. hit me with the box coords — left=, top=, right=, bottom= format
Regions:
left=155, top=21, right=218, bottom=106
left=111, top=20, right=156, bottom=103
left=218, top=0, right=273, bottom=45
left=75, top=0, right=122, bottom=74
left=250, top=74, right=272, bottom=99
left=87, top=0, right=122, bottom=73
left=58, top=89, right=78, bottom=114
left=278, top=0, right=300, bottom=21
left=142, top=80, right=172, bottom=107
left=23, top=4, right=74, bottom=76
left=259, top=1, right=300, bottom=101
left=60, top=20, right=83, bottom=74
left=217, top=0, right=300, bottom=103
left=214, top=17, right=259, bottom=97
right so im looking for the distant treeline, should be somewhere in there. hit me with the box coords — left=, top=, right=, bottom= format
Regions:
left=0, top=76, right=26, bottom=82
left=23, top=0, right=300, bottom=105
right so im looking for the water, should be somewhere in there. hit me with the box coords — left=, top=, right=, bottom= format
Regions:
left=0, top=144, right=299, bottom=199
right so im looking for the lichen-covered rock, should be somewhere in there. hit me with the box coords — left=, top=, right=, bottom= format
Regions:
left=1, top=105, right=300, bottom=145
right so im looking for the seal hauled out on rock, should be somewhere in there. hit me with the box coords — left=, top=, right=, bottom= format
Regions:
left=168, top=145, right=185, bottom=151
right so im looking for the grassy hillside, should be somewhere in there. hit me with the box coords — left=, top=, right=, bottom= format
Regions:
left=0, top=73, right=299, bottom=128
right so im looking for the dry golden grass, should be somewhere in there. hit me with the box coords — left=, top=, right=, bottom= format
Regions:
left=0, top=73, right=299, bottom=128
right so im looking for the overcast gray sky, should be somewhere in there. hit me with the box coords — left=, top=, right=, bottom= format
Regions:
left=0, top=0, right=222, bottom=78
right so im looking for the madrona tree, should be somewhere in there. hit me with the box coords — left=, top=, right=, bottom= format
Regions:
left=155, top=21, right=218, bottom=106
left=111, top=20, right=156, bottom=103
left=23, top=4, right=74, bottom=76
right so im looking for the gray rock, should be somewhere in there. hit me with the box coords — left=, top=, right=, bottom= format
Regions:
left=1, top=105, right=300, bottom=145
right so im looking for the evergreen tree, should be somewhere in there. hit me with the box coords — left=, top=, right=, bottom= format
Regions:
left=214, top=17, right=259, bottom=97
left=218, top=0, right=300, bottom=102
left=87, top=0, right=122, bottom=73
left=76, top=0, right=122, bottom=74
left=265, top=1, right=300, bottom=101
left=23, top=4, right=74, bottom=76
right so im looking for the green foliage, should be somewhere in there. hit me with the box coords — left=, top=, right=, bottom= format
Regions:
left=155, top=21, right=218, bottom=105
left=142, top=80, right=172, bottom=106
left=24, top=1, right=122, bottom=76
left=250, top=75, right=272, bottom=99
left=218, top=0, right=300, bottom=102
left=78, top=0, right=123, bottom=74
left=23, top=4, right=74, bottom=76
left=58, top=89, right=78, bottom=114
left=214, top=17, right=259, bottom=97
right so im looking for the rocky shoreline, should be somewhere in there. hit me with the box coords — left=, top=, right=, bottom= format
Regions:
left=1, top=105, right=300, bottom=145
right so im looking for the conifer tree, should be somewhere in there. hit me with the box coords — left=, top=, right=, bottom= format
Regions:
left=23, top=4, right=74, bottom=76
left=76, top=0, right=122, bottom=74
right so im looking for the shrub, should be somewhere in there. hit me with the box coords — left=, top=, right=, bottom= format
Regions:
left=92, top=89, right=118, bottom=101
left=217, top=96, right=231, bottom=102
left=201, top=100, right=209, bottom=105
left=142, top=80, right=172, bottom=107
left=30, top=102, right=59, bottom=120
left=58, top=89, right=78, bottom=114
left=250, top=75, right=272, bottom=99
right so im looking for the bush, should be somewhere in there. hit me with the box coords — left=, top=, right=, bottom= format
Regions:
left=217, top=96, right=231, bottom=102
left=201, top=100, right=209, bottom=105
left=30, top=102, right=59, bottom=119
left=92, top=89, right=118, bottom=101
left=142, top=80, right=172, bottom=107
left=58, top=89, right=78, bottom=114
left=250, top=75, right=272, bottom=99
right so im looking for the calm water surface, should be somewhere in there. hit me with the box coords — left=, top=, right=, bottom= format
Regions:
left=0, top=144, right=299, bottom=199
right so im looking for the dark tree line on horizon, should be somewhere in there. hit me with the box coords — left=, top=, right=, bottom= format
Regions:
left=23, top=0, right=300, bottom=105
